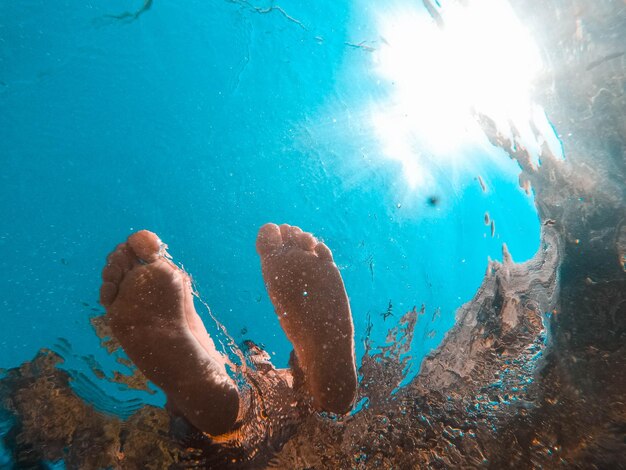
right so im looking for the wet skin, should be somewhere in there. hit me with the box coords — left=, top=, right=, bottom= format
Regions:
left=256, top=223, right=357, bottom=414
left=100, top=225, right=356, bottom=436
left=100, top=231, right=240, bottom=436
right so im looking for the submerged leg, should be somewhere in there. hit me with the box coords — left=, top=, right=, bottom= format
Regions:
left=256, top=223, right=357, bottom=414
left=100, top=230, right=240, bottom=436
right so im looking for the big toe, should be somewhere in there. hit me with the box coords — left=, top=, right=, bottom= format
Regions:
left=256, top=223, right=283, bottom=256
left=128, top=230, right=162, bottom=262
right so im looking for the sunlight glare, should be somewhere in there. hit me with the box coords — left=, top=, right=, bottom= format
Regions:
left=373, top=0, right=547, bottom=188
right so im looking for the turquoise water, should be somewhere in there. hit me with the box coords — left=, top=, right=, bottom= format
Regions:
left=0, top=0, right=540, bottom=408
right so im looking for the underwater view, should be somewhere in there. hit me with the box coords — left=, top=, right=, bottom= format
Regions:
left=0, top=0, right=624, bottom=468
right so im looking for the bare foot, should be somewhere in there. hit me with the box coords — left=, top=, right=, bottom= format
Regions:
left=100, top=230, right=240, bottom=436
left=256, top=223, right=357, bottom=414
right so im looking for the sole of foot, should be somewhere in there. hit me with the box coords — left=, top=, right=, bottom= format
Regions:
left=256, top=223, right=357, bottom=414
left=100, top=230, right=240, bottom=436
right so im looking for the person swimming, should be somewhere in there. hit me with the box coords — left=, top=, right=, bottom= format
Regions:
left=99, top=224, right=357, bottom=436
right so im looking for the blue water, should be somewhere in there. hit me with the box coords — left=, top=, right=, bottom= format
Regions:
left=0, top=0, right=540, bottom=406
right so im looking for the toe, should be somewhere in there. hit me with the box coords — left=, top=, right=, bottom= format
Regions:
left=314, top=242, right=334, bottom=262
left=100, top=282, right=118, bottom=307
left=257, top=223, right=283, bottom=256
left=280, top=224, right=308, bottom=248
left=102, top=264, right=123, bottom=283
left=128, top=230, right=162, bottom=263
left=295, top=232, right=317, bottom=251
left=106, top=245, right=135, bottom=272
left=279, top=224, right=294, bottom=245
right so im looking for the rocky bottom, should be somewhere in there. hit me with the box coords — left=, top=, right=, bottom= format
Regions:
left=0, top=224, right=623, bottom=468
